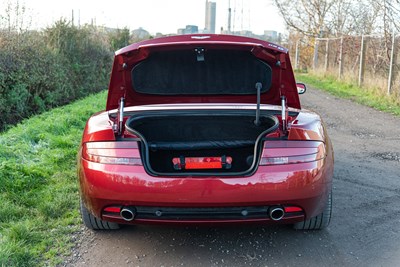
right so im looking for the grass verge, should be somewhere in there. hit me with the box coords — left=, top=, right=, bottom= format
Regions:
left=295, top=72, right=400, bottom=116
left=0, top=91, right=107, bottom=266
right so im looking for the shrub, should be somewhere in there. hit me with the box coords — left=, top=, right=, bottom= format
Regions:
left=0, top=20, right=113, bottom=131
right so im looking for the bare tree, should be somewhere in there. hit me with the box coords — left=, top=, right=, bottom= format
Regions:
left=328, top=0, right=380, bottom=36
left=379, top=0, right=400, bottom=31
left=273, top=0, right=336, bottom=36
left=0, top=0, right=31, bottom=33
left=273, top=0, right=396, bottom=37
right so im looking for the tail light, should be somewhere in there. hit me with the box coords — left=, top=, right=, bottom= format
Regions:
left=82, top=141, right=142, bottom=165
left=260, top=141, right=326, bottom=165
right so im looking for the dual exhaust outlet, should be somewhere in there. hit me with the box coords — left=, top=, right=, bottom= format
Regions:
left=120, top=207, right=136, bottom=221
left=268, top=206, right=285, bottom=221
left=119, top=206, right=285, bottom=222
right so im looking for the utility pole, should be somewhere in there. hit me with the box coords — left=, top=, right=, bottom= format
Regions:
left=324, top=39, right=329, bottom=72
left=295, top=40, right=300, bottom=70
left=358, top=35, right=366, bottom=86
left=313, top=30, right=323, bottom=70
left=313, top=38, right=319, bottom=69
left=387, top=28, right=396, bottom=95
left=338, top=36, right=344, bottom=79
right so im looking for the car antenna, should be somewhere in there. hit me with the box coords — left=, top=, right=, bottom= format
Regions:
left=254, top=82, right=262, bottom=126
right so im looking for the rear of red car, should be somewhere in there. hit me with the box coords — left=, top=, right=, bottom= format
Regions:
left=78, top=34, right=333, bottom=230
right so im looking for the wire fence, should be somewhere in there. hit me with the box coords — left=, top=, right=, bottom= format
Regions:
left=284, top=33, right=400, bottom=97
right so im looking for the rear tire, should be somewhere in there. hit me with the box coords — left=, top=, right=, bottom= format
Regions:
left=80, top=199, right=120, bottom=230
left=293, top=191, right=332, bottom=230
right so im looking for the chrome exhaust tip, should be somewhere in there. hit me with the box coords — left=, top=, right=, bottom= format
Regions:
left=120, top=207, right=136, bottom=221
left=269, top=206, right=285, bottom=221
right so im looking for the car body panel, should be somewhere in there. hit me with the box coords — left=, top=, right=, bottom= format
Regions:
left=78, top=35, right=334, bottom=228
left=78, top=155, right=332, bottom=223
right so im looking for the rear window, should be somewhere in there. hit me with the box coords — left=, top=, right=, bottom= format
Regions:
left=131, top=49, right=272, bottom=95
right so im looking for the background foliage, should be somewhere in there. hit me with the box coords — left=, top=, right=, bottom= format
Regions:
left=0, top=0, right=150, bottom=131
left=0, top=20, right=112, bottom=131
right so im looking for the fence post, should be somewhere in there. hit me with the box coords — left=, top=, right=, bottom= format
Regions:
left=358, top=35, right=366, bottom=86
left=324, top=39, right=330, bottom=72
left=313, top=38, right=319, bottom=69
left=295, top=39, right=300, bottom=69
left=387, top=29, right=396, bottom=95
left=338, top=36, right=344, bottom=79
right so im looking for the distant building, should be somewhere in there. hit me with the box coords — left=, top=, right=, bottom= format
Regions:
left=96, top=26, right=119, bottom=34
left=264, top=30, right=281, bottom=43
left=237, top=30, right=253, bottom=37
left=222, top=29, right=259, bottom=39
left=178, top=25, right=199, bottom=35
left=205, top=1, right=216, bottom=34
left=220, top=28, right=282, bottom=44
left=131, top=27, right=150, bottom=40
left=264, top=30, right=278, bottom=40
left=155, top=32, right=164, bottom=38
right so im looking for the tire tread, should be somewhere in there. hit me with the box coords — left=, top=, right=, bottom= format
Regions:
left=293, top=191, right=332, bottom=230
left=80, top=200, right=120, bottom=230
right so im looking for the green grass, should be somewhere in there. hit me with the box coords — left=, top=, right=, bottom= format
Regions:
left=0, top=91, right=107, bottom=266
left=296, top=72, right=400, bottom=116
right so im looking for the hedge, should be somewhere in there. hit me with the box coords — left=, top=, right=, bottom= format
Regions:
left=0, top=20, right=114, bottom=131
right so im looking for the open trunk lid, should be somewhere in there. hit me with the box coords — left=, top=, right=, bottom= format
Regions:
left=106, top=34, right=300, bottom=110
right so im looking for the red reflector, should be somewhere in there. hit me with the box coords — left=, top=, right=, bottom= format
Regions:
left=172, top=156, right=232, bottom=170
left=284, top=206, right=303, bottom=213
left=104, top=207, right=121, bottom=213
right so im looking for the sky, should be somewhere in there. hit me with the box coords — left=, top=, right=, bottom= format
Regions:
left=1, top=0, right=285, bottom=35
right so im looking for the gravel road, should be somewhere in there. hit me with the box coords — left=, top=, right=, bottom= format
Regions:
left=64, top=86, right=400, bottom=267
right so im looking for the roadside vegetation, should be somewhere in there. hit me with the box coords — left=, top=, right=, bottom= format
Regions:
left=296, top=72, right=400, bottom=116
left=275, top=0, right=400, bottom=113
left=0, top=91, right=107, bottom=266
left=0, top=1, right=145, bottom=132
left=0, top=20, right=112, bottom=131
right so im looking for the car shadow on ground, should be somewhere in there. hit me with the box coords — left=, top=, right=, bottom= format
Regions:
left=89, top=223, right=345, bottom=266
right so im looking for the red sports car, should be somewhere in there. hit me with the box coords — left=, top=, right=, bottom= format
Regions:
left=78, top=34, right=333, bottom=231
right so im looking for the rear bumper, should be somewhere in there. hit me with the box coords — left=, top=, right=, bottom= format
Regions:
left=78, top=156, right=333, bottom=225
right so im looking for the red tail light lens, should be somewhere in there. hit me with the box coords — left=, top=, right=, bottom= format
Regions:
left=82, top=141, right=142, bottom=165
left=103, top=206, right=121, bottom=213
left=260, top=141, right=326, bottom=165
left=284, top=206, right=303, bottom=213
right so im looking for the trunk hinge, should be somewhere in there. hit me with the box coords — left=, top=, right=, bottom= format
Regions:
left=254, top=82, right=262, bottom=126
left=277, top=54, right=288, bottom=134
left=281, top=95, right=288, bottom=134
left=113, top=97, right=125, bottom=135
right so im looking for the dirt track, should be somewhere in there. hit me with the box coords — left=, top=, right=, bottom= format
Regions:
left=64, top=86, right=400, bottom=267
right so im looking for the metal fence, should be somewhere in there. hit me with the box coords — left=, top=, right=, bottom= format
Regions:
left=284, top=33, right=400, bottom=96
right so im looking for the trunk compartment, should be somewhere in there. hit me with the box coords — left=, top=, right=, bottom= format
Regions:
left=125, top=111, right=279, bottom=176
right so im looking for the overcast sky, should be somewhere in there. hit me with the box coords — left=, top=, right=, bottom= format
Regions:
left=1, top=0, right=285, bottom=35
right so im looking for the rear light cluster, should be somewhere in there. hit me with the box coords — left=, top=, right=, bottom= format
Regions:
left=82, top=140, right=325, bottom=167
left=260, top=140, right=326, bottom=166
left=82, top=141, right=142, bottom=165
